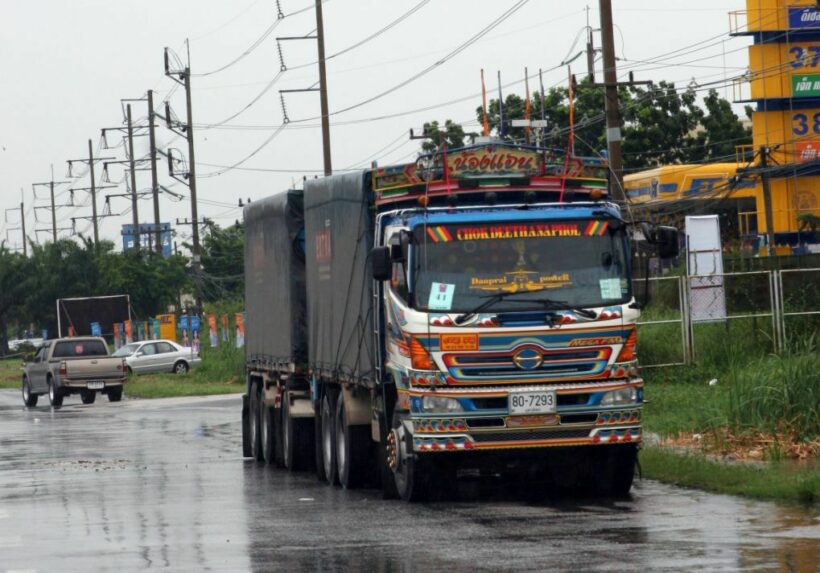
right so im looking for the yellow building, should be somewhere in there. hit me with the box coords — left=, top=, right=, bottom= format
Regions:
left=627, top=0, right=820, bottom=254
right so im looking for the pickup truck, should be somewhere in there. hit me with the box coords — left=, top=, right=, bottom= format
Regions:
left=22, top=337, right=127, bottom=408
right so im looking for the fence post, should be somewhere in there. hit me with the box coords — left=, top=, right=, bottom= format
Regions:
left=681, top=274, right=694, bottom=364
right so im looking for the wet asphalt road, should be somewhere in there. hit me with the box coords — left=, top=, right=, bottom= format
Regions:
left=0, top=389, right=818, bottom=572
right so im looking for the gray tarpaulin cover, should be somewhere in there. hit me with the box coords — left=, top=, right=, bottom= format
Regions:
left=304, top=171, right=375, bottom=386
left=244, top=189, right=307, bottom=368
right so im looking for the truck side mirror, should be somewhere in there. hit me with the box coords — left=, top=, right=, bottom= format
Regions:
left=654, top=226, right=679, bottom=259
left=371, top=246, right=391, bottom=281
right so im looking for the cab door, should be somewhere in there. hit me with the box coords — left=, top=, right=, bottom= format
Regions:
left=27, top=345, right=48, bottom=392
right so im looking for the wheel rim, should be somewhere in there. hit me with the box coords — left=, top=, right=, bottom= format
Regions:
left=336, top=408, right=346, bottom=476
left=176, top=363, right=186, bottom=373
left=22, top=382, right=29, bottom=402
left=250, top=392, right=258, bottom=443
left=260, top=399, right=268, bottom=453
left=49, top=383, right=55, bottom=402
left=322, top=397, right=333, bottom=477
left=282, top=395, right=291, bottom=464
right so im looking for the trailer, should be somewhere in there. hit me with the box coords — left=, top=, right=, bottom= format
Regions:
left=242, top=143, right=678, bottom=501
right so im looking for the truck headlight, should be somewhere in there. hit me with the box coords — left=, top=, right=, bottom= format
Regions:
left=422, top=395, right=463, bottom=413
left=600, top=387, right=638, bottom=406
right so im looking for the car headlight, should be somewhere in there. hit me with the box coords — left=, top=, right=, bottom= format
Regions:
left=422, top=395, right=464, bottom=413
left=600, top=387, right=638, bottom=406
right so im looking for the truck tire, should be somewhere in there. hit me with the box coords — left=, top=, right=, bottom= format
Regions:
left=107, top=386, right=123, bottom=402
left=260, top=393, right=276, bottom=465
left=22, top=377, right=38, bottom=408
left=389, top=412, right=430, bottom=502
left=249, top=383, right=263, bottom=462
left=320, top=388, right=339, bottom=485
left=592, top=444, right=637, bottom=497
left=47, top=377, right=63, bottom=409
left=283, top=391, right=313, bottom=471
left=241, top=394, right=252, bottom=458
left=80, top=390, right=97, bottom=405
left=335, top=393, right=369, bottom=489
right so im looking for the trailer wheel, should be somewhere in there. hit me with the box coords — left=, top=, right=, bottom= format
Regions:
left=249, top=382, right=263, bottom=462
left=260, top=392, right=276, bottom=465
left=335, top=393, right=368, bottom=489
left=241, top=394, right=252, bottom=458
left=282, top=391, right=313, bottom=471
left=320, top=388, right=339, bottom=485
left=389, top=412, right=430, bottom=502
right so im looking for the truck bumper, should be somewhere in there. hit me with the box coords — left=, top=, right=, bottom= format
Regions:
left=404, top=379, right=642, bottom=453
left=61, top=378, right=126, bottom=389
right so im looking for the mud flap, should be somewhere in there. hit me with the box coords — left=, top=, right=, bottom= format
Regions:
left=241, top=394, right=251, bottom=458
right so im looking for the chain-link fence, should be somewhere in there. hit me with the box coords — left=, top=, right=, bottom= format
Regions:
left=632, top=276, right=688, bottom=368
left=634, top=269, right=816, bottom=368
left=777, top=268, right=820, bottom=349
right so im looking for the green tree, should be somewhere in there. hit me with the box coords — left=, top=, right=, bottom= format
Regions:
left=0, top=245, right=30, bottom=354
left=419, top=120, right=471, bottom=154
left=200, top=221, right=244, bottom=302
left=620, top=81, right=704, bottom=168
left=686, top=89, right=752, bottom=163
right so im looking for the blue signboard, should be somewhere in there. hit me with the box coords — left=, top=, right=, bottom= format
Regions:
left=90, top=322, right=102, bottom=337
left=789, top=6, right=820, bottom=29
left=121, top=223, right=173, bottom=257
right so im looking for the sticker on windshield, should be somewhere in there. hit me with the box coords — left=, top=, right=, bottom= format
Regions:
left=428, top=282, right=456, bottom=310
left=599, top=278, right=621, bottom=299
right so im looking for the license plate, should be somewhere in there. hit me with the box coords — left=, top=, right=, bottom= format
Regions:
left=87, top=382, right=105, bottom=390
left=509, top=391, right=556, bottom=415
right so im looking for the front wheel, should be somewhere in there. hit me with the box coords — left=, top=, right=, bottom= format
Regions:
left=592, top=444, right=637, bottom=497
left=107, top=386, right=123, bottom=402
left=173, top=361, right=189, bottom=374
left=47, top=378, right=64, bottom=409
left=22, top=377, right=38, bottom=408
left=80, top=390, right=97, bottom=405
left=388, top=413, right=430, bottom=502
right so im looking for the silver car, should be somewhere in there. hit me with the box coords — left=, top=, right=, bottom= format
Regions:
left=112, top=340, right=201, bottom=375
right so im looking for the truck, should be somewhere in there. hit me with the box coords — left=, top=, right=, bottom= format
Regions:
left=22, top=337, right=128, bottom=408
left=242, top=142, right=678, bottom=501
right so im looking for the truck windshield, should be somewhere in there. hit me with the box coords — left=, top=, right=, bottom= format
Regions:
left=411, top=219, right=630, bottom=313
left=53, top=339, right=109, bottom=358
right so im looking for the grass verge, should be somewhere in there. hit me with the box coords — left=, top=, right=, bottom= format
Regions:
left=124, top=372, right=242, bottom=399
left=0, top=359, right=22, bottom=389
left=640, top=446, right=819, bottom=504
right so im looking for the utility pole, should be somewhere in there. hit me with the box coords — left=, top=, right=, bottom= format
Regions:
left=574, top=1, right=649, bottom=201
left=277, top=2, right=333, bottom=175
left=20, top=190, right=27, bottom=256
left=315, top=0, right=332, bottom=175
left=163, top=42, right=203, bottom=309
left=599, top=0, right=624, bottom=201
left=126, top=104, right=140, bottom=251
left=759, top=146, right=776, bottom=256
left=66, top=141, right=115, bottom=247
left=148, top=90, right=162, bottom=254
left=4, top=190, right=28, bottom=255
left=88, top=139, right=99, bottom=245
left=32, top=168, right=70, bottom=243
left=586, top=5, right=596, bottom=82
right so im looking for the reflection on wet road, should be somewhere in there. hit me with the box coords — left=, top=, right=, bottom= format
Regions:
left=0, top=390, right=817, bottom=572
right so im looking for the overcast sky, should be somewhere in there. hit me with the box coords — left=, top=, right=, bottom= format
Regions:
left=1, top=0, right=747, bottom=252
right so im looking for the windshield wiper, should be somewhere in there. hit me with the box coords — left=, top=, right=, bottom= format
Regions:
left=454, top=287, right=561, bottom=325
